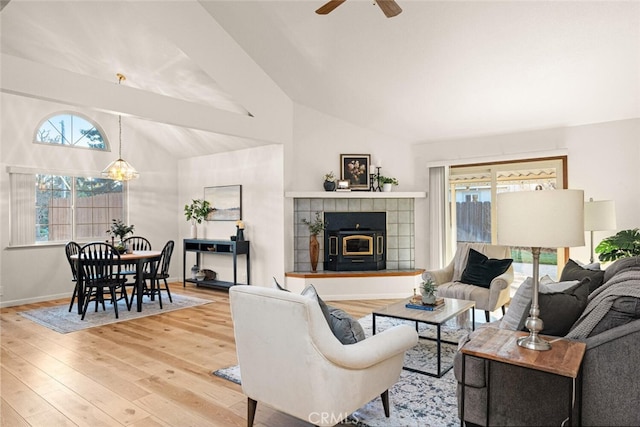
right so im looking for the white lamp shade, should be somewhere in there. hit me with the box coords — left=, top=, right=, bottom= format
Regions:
left=497, top=189, right=585, bottom=248
left=584, top=199, right=616, bottom=231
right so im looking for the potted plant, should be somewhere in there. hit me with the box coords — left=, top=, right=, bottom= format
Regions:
left=107, top=219, right=135, bottom=253
left=420, top=278, right=437, bottom=304
left=302, top=212, right=327, bottom=272
left=378, top=176, right=399, bottom=192
left=184, top=199, right=211, bottom=239
left=595, top=228, right=640, bottom=262
left=323, top=171, right=336, bottom=192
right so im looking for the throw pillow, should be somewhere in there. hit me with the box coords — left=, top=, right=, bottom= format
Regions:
left=272, top=276, right=289, bottom=291
left=301, top=284, right=332, bottom=324
left=499, top=277, right=534, bottom=331
left=538, top=278, right=590, bottom=336
left=539, top=278, right=581, bottom=293
left=560, top=259, right=605, bottom=293
left=300, top=284, right=365, bottom=345
left=326, top=306, right=366, bottom=344
left=460, top=248, right=513, bottom=289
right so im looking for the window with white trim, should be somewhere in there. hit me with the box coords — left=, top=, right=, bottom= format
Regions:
left=9, top=169, right=126, bottom=246
left=34, top=112, right=108, bottom=150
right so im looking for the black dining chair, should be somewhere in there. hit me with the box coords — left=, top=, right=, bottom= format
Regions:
left=141, top=240, right=175, bottom=305
left=120, top=235, right=152, bottom=300
left=65, top=241, right=82, bottom=312
left=77, top=242, right=129, bottom=320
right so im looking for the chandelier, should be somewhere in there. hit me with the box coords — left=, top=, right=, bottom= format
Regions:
left=101, top=73, right=139, bottom=181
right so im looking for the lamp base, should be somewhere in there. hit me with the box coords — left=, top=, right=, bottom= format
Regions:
left=517, top=333, right=551, bottom=351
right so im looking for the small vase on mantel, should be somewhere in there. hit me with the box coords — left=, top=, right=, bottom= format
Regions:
left=190, top=222, right=198, bottom=239
left=309, top=234, right=320, bottom=273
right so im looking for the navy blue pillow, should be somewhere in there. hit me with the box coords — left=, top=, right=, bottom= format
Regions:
left=460, top=248, right=513, bottom=288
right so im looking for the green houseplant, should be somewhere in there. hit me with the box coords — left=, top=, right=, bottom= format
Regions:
left=420, top=278, right=437, bottom=304
left=595, top=228, right=640, bottom=262
left=184, top=199, right=211, bottom=224
left=302, top=212, right=327, bottom=272
left=107, top=219, right=134, bottom=252
left=184, top=199, right=211, bottom=239
left=378, top=176, right=399, bottom=192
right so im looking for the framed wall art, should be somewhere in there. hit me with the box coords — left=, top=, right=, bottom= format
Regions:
left=204, top=185, right=242, bottom=221
left=340, top=154, right=370, bottom=190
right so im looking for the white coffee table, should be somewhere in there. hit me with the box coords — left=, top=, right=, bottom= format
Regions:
left=372, top=297, right=475, bottom=377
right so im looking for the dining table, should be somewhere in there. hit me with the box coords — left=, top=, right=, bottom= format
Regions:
left=71, top=250, right=162, bottom=314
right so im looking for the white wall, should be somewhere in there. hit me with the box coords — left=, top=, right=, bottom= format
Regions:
left=178, top=145, right=285, bottom=287
left=412, top=118, right=640, bottom=267
left=289, top=104, right=416, bottom=191
left=0, top=93, right=179, bottom=307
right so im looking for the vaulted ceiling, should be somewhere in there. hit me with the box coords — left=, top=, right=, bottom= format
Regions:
left=2, top=0, right=639, bottom=158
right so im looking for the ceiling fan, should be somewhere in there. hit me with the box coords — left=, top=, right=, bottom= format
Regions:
left=316, top=0, right=402, bottom=18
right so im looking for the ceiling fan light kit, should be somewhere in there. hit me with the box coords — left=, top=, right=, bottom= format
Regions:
left=316, top=0, right=402, bottom=18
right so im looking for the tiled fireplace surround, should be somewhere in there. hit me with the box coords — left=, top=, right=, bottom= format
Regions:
left=293, top=197, right=415, bottom=272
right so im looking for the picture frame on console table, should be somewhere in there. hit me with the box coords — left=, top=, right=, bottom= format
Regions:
left=340, top=154, right=370, bottom=190
left=204, top=185, right=242, bottom=221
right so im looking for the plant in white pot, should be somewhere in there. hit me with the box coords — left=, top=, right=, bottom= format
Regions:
left=420, top=278, right=437, bottom=304
left=184, top=199, right=211, bottom=239
left=379, top=176, right=398, bottom=192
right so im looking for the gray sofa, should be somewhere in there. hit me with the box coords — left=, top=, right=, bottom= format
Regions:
left=454, top=256, right=640, bottom=426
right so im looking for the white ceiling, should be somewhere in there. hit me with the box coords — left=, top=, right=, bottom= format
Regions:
left=2, top=0, right=639, bottom=157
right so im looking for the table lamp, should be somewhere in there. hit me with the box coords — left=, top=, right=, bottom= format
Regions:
left=497, top=189, right=585, bottom=350
left=584, top=198, right=616, bottom=263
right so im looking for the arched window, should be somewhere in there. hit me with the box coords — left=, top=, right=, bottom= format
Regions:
left=34, top=112, right=108, bottom=150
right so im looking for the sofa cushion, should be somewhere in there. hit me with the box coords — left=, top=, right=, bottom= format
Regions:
left=603, top=256, right=640, bottom=283
left=300, top=284, right=365, bottom=345
left=460, top=249, right=513, bottom=289
left=588, top=296, right=640, bottom=337
left=560, top=259, right=605, bottom=293
left=500, top=277, right=533, bottom=331
left=538, top=278, right=590, bottom=336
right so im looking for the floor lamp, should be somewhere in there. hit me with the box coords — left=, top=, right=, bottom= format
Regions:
left=584, top=198, right=616, bottom=263
left=497, top=189, right=585, bottom=351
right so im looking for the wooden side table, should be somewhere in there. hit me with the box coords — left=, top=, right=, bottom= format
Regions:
left=460, top=327, right=586, bottom=426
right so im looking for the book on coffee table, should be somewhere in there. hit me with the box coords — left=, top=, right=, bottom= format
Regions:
left=405, top=297, right=445, bottom=311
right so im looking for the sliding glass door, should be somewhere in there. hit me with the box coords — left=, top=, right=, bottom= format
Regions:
left=449, top=157, right=567, bottom=285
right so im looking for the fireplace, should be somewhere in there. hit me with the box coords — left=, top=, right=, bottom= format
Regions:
left=324, top=212, right=386, bottom=271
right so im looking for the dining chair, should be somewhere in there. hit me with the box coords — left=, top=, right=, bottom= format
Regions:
left=77, top=242, right=129, bottom=320
left=141, top=240, right=175, bottom=304
left=65, top=241, right=82, bottom=312
left=120, top=235, right=152, bottom=299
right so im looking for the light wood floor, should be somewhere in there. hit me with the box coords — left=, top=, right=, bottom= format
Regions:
left=0, top=283, right=396, bottom=427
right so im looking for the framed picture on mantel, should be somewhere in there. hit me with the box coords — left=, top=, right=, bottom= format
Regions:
left=340, top=154, right=370, bottom=190
left=204, top=185, right=242, bottom=221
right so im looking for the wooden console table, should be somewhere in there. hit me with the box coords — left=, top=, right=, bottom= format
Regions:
left=183, top=238, right=250, bottom=290
left=460, top=327, right=586, bottom=426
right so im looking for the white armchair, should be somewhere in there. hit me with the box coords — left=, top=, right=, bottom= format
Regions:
left=423, top=242, right=514, bottom=322
left=229, top=285, right=418, bottom=427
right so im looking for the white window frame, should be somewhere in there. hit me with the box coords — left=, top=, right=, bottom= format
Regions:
left=7, top=166, right=128, bottom=247
left=33, top=111, right=110, bottom=151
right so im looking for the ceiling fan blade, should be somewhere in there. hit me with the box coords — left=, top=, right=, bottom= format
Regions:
left=316, top=0, right=347, bottom=15
left=376, top=0, right=402, bottom=18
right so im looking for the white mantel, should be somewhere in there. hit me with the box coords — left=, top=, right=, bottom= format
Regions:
left=286, top=191, right=426, bottom=199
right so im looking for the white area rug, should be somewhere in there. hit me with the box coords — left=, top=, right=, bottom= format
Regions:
left=214, top=314, right=472, bottom=427
left=19, top=294, right=212, bottom=333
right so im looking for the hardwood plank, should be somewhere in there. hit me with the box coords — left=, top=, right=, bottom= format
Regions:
left=1, top=398, right=30, bottom=427
left=1, top=283, right=395, bottom=427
